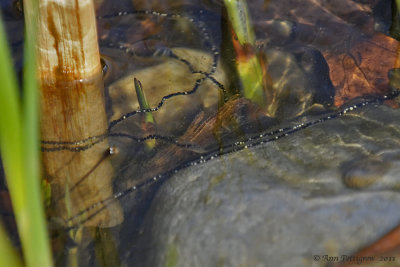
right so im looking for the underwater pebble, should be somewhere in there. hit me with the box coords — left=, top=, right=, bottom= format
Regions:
left=341, top=156, right=389, bottom=189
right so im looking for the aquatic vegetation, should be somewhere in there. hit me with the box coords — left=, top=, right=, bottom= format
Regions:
left=134, top=78, right=157, bottom=150
left=223, top=0, right=272, bottom=109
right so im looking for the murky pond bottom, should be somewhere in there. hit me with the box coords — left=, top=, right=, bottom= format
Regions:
left=2, top=0, right=400, bottom=266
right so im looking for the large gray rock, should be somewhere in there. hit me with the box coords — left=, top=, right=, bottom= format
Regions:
left=130, top=103, right=400, bottom=267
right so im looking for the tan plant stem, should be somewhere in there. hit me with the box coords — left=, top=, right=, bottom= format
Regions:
left=37, top=0, right=122, bottom=227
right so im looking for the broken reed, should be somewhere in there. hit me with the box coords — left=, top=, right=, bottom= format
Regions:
left=223, top=0, right=275, bottom=114
left=36, top=0, right=122, bottom=227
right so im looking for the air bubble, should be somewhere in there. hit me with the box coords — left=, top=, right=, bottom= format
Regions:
left=109, top=146, right=117, bottom=155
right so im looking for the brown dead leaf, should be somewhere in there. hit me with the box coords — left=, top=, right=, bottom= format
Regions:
left=181, top=96, right=273, bottom=149
left=324, top=33, right=399, bottom=107
left=123, top=97, right=273, bottom=189
left=337, top=224, right=400, bottom=267
left=250, top=0, right=397, bottom=107
left=250, top=0, right=377, bottom=31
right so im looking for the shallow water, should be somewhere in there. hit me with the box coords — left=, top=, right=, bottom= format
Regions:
left=1, top=0, right=400, bottom=266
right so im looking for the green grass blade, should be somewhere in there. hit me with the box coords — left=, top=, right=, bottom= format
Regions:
left=22, top=0, right=53, bottom=266
left=223, top=0, right=267, bottom=107
left=236, top=55, right=265, bottom=104
left=0, top=4, right=53, bottom=266
left=224, top=0, right=255, bottom=45
left=0, top=9, right=25, bottom=228
left=0, top=222, right=22, bottom=267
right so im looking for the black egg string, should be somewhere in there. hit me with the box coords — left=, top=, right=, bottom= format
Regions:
left=40, top=81, right=208, bottom=152
left=41, top=82, right=212, bottom=151
left=42, top=10, right=225, bottom=152
left=43, top=9, right=400, bottom=227
left=107, top=77, right=205, bottom=129
left=41, top=132, right=202, bottom=152
left=64, top=89, right=400, bottom=229
left=52, top=147, right=115, bottom=204
left=167, top=49, right=227, bottom=97
left=108, top=133, right=205, bottom=152
left=41, top=134, right=107, bottom=152
left=96, top=10, right=218, bottom=62
left=97, top=10, right=220, bottom=76
left=97, top=10, right=227, bottom=101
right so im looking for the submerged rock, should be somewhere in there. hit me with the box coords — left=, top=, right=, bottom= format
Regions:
left=108, top=47, right=226, bottom=136
left=121, top=103, right=400, bottom=267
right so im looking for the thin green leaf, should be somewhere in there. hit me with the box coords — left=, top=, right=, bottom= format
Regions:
left=0, top=3, right=53, bottom=266
left=134, top=78, right=157, bottom=150
left=0, top=223, right=22, bottom=267
left=22, top=0, right=53, bottom=265
left=223, top=0, right=256, bottom=45
left=223, top=0, right=267, bottom=107
left=0, top=10, right=25, bottom=225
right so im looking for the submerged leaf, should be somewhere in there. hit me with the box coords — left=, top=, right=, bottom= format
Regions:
left=325, top=33, right=398, bottom=107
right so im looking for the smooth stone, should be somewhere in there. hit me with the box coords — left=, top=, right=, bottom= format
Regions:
left=124, top=103, right=400, bottom=267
